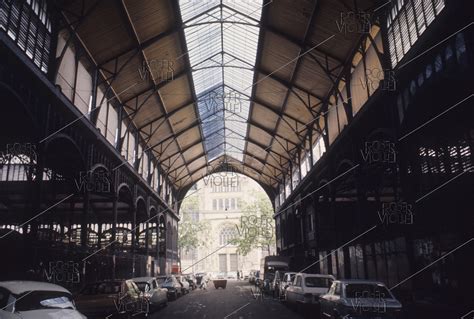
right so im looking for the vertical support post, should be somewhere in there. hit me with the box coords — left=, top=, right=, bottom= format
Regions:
left=134, top=131, right=139, bottom=170
left=145, top=219, right=150, bottom=256
left=116, top=106, right=123, bottom=151
left=111, top=194, right=118, bottom=280
left=344, top=70, right=354, bottom=122
left=297, top=148, right=302, bottom=182
left=131, top=202, right=137, bottom=277
left=71, top=48, right=79, bottom=105
left=90, top=67, right=99, bottom=124
left=322, top=101, right=330, bottom=149
left=80, top=191, right=89, bottom=247
left=97, top=221, right=102, bottom=248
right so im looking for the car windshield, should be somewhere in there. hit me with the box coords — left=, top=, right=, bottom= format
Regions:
left=80, top=282, right=120, bottom=295
left=15, top=291, right=75, bottom=311
left=286, top=274, right=296, bottom=282
left=157, top=278, right=167, bottom=285
left=345, top=284, right=392, bottom=299
left=305, top=277, right=332, bottom=288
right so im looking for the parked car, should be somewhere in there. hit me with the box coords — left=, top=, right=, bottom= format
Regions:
left=278, top=271, right=297, bottom=299
left=157, top=275, right=182, bottom=300
left=175, top=275, right=190, bottom=295
left=0, top=281, right=86, bottom=319
left=319, top=280, right=403, bottom=319
left=75, top=279, right=148, bottom=318
left=285, top=273, right=335, bottom=309
left=184, top=274, right=197, bottom=290
left=132, top=277, right=168, bottom=310
left=195, top=273, right=209, bottom=288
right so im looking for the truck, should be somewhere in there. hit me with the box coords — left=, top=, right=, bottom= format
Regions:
left=259, top=256, right=291, bottom=293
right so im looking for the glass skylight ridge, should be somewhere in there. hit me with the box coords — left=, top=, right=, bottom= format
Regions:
left=179, top=0, right=263, bottom=163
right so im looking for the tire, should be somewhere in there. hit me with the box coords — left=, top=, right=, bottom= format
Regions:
left=173, top=291, right=178, bottom=300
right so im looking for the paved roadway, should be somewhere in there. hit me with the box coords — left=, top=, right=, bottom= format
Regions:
left=150, top=280, right=305, bottom=319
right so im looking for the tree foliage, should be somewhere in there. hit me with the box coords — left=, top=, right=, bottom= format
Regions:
left=178, top=195, right=210, bottom=253
left=232, top=192, right=275, bottom=256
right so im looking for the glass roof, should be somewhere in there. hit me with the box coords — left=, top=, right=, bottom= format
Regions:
left=179, top=0, right=263, bottom=162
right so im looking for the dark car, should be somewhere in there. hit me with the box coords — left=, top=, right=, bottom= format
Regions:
left=157, top=275, right=182, bottom=300
left=75, top=280, right=149, bottom=319
left=184, top=274, right=197, bottom=290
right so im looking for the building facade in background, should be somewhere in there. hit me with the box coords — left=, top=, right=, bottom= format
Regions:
left=180, top=173, right=274, bottom=276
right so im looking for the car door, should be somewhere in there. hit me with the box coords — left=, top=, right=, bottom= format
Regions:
left=320, top=282, right=336, bottom=318
left=153, top=279, right=166, bottom=303
left=287, top=275, right=300, bottom=303
left=331, top=282, right=343, bottom=318
left=293, top=275, right=304, bottom=303
left=147, top=280, right=156, bottom=304
left=285, top=275, right=295, bottom=302
left=173, top=277, right=182, bottom=293
left=282, top=274, right=292, bottom=295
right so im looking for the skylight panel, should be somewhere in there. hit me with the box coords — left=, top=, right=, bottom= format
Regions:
left=223, top=0, right=263, bottom=20
left=179, top=0, right=263, bottom=164
left=180, top=0, right=219, bottom=23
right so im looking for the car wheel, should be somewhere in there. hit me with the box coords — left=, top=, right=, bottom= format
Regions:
left=174, top=291, right=178, bottom=300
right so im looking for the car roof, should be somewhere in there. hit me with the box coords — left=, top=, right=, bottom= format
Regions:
left=334, top=279, right=387, bottom=285
left=296, top=273, right=335, bottom=279
left=0, top=281, right=71, bottom=295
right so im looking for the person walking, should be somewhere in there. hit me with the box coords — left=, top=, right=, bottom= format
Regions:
left=237, top=270, right=241, bottom=280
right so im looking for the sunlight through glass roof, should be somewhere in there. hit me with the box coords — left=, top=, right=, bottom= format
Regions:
left=179, top=0, right=263, bottom=162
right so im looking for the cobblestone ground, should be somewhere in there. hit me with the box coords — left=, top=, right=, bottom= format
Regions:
left=150, top=280, right=305, bottom=319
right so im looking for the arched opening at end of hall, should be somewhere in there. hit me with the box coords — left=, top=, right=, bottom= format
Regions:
left=177, top=172, right=276, bottom=277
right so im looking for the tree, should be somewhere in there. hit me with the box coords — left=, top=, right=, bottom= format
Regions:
left=232, top=192, right=275, bottom=256
left=178, top=195, right=209, bottom=254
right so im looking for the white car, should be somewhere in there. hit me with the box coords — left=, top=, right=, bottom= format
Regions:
left=175, top=275, right=190, bottom=295
left=132, top=277, right=168, bottom=310
left=319, top=279, right=402, bottom=319
left=0, top=281, right=86, bottom=319
left=285, top=273, right=335, bottom=306
left=278, top=271, right=297, bottom=298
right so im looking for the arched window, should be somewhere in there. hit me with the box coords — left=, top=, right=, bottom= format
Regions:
left=219, top=227, right=237, bottom=246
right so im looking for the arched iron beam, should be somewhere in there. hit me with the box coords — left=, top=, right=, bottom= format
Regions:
left=259, top=0, right=320, bottom=187
left=118, top=0, right=194, bottom=185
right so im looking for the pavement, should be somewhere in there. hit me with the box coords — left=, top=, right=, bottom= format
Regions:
left=149, top=280, right=304, bottom=319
